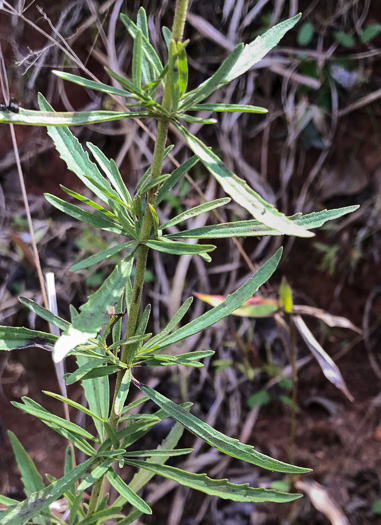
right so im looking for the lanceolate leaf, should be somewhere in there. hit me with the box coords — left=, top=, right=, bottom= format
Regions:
left=53, top=70, right=135, bottom=98
left=18, top=298, right=70, bottom=332
left=223, top=14, right=302, bottom=85
left=141, top=350, right=214, bottom=368
left=12, top=399, right=98, bottom=442
left=125, top=459, right=302, bottom=502
left=0, top=326, right=57, bottom=351
left=7, top=432, right=45, bottom=496
left=54, top=260, right=132, bottom=362
left=188, top=103, right=268, bottom=113
left=166, top=205, right=360, bottom=239
left=175, top=122, right=313, bottom=237
left=160, top=197, right=230, bottom=229
left=86, top=143, right=132, bottom=206
left=45, top=194, right=126, bottom=235
left=106, top=469, right=152, bottom=515
left=137, top=383, right=310, bottom=474
left=120, top=13, right=164, bottom=82
left=179, top=44, right=244, bottom=110
left=144, top=297, right=193, bottom=350
left=0, top=108, right=144, bottom=126
left=132, top=29, right=143, bottom=88
left=145, top=239, right=215, bottom=255
left=39, top=95, right=128, bottom=210
left=1, top=458, right=94, bottom=525
left=156, top=156, right=199, bottom=204
left=70, top=241, right=137, bottom=272
left=144, top=249, right=282, bottom=351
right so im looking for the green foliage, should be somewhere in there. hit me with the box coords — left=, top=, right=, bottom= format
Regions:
left=0, top=2, right=359, bottom=523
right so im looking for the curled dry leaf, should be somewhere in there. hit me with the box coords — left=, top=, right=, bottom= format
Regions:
left=296, top=480, right=350, bottom=525
left=293, top=315, right=354, bottom=402
left=293, top=305, right=361, bottom=334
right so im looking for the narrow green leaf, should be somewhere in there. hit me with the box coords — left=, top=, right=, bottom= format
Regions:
left=106, top=470, right=152, bottom=515
left=1, top=458, right=94, bottom=525
left=149, top=205, right=160, bottom=236
left=70, top=241, right=137, bottom=272
left=136, top=145, right=174, bottom=195
left=80, top=365, right=120, bottom=381
left=175, top=123, right=313, bottom=237
left=115, top=369, right=132, bottom=416
left=126, top=459, right=302, bottom=502
left=118, top=421, right=186, bottom=516
left=50, top=425, right=97, bottom=456
left=138, top=173, right=171, bottom=195
left=0, top=495, right=18, bottom=506
left=150, top=248, right=282, bottom=351
left=122, top=395, right=149, bottom=414
left=288, top=205, right=359, bottom=228
left=64, top=445, right=75, bottom=477
left=39, top=95, right=131, bottom=210
left=138, top=384, right=310, bottom=474
left=105, top=67, right=157, bottom=107
left=145, top=238, right=215, bottom=255
left=168, top=40, right=181, bottom=111
left=132, top=29, right=143, bottom=88
left=137, top=7, right=149, bottom=39
left=223, top=14, right=302, bottom=84
left=104, top=420, right=120, bottom=449
left=120, top=13, right=163, bottom=82
left=8, top=431, right=45, bottom=496
left=156, top=156, right=199, bottom=204
left=180, top=44, right=244, bottom=110
left=86, top=143, right=132, bottom=206
left=177, top=44, right=188, bottom=99
left=188, top=103, right=268, bottom=113
left=160, top=198, right=230, bottom=229
left=43, top=391, right=104, bottom=422
left=75, top=507, right=124, bottom=525
left=178, top=114, right=217, bottom=124
left=0, top=326, right=57, bottom=351
left=124, top=448, right=192, bottom=458
left=142, top=297, right=193, bottom=350
left=60, top=185, right=118, bottom=219
left=162, top=27, right=172, bottom=48
left=54, top=259, right=133, bottom=361
left=77, top=459, right=113, bottom=491
left=68, top=493, right=85, bottom=524
left=18, top=298, right=69, bottom=332
left=166, top=205, right=359, bottom=239
left=12, top=399, right=98, bottom=442
left=142, top=350, right=214, bottom=368
left=64, top=358, right=109, bottom=386
left=45, top=194, right=126, bottom=235
left=53, top=70, right=135, bottom=98
left=114, top=508, right=142, bottom=525
left=110, top=160, right=133, bottom=206
left=0, top=108, right=145, bottom=127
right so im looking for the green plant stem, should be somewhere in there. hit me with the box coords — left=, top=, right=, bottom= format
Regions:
left=87, top=475, right=104, bottom=516
left=87, top=2, right=190, bottom=516
left=172, top=0, right=189, bottom=43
